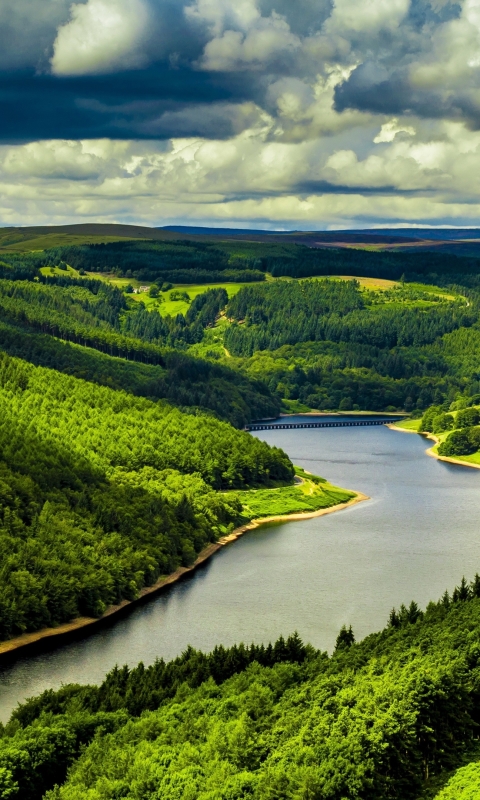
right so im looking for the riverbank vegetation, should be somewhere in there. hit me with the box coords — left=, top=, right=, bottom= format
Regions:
left=413, top=397, right=480, bottom=462
left=392, top=418, right=422, bottom=431
left=225, top=468, right=355, bottom=521
left=4, top=577, right=480, bottom=799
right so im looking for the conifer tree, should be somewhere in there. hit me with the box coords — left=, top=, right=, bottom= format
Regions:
left=335, top=625, right=355, bottom=650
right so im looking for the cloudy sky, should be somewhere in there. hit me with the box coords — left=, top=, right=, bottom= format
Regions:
left=2, top=0, right=480, bottom=228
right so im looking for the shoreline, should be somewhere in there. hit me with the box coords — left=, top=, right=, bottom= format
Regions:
left=388, top=424, right=480, bottom=470
left=0, top=491, right=369, bottom=665
left=278, top=411, right=408, bottom=418
left=251, top=411, right=409, bottom=422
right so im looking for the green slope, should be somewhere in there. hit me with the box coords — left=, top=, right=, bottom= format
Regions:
left=3, top=579, right=480, bottom=799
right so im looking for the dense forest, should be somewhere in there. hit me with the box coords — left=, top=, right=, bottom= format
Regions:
left=223, top=281, right=479, bottom=413
left=3, top=579, right=480, bottom=799
left=225, top=281, right=472, bottom=354
left=0, top=276, right=280, bottom=427
left=264, top=245, right=480, bottom=285
left=3, top=240, right=265, bottom=284
left=6, top=232, right=480, bottom=296
left=0, top=352, right=292, bottom=640
left=7, top=235, right=480, bottom=286
left=3, top=245, right=480, bottom=418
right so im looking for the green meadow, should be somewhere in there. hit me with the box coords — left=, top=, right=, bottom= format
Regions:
left=225, top=468, right=356, bottom=521
left=128, top=281, right=254, bottom=317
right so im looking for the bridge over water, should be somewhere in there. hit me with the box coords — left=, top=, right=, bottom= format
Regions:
left=246, top=417, right=400, bottom=431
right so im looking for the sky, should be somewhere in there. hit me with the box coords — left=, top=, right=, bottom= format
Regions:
left=1, top=0, right=480, bottom=229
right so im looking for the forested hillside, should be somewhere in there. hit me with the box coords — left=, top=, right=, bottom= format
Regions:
left=4, top=229, right=480, bottom=798
left=224, top=280, right=479, bottom=412
left=0, top=275, right=280, bottom=427
left=2, top=228, right=480, bottom=303
left=3, top=249, right=480, bottom=418
left=7, top=233, right=480, bottom=285
left=3, top=578, right=480, bottom=799
left=0, top=352, right=292, bottom=640
left=2, top=240, right=265, bottom=285
left=225, top=280, right=471, bottom=354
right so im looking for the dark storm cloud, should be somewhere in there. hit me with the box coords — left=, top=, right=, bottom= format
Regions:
left=295, top=180, right=416, bottom=195
left=331, top=0, right=480, bottom=129
left=0, top=1, right=72, bottom=71
left=334, top=64, right=480, bottom=130
left=0, top=66, right=256, bottom=142
left=0, top=0, right=479, bottom=144
left=334, top=65, right=418, bottom=117
left=406, top=0, right=462, bottom=28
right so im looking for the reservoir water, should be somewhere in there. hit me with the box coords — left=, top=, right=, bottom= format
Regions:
left=1, top=419, right=480, bottom=721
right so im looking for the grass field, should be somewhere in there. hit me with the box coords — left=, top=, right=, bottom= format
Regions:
left=451, top=451, right=480, bottom=465
left=335, top=275, right=400, bottom=291
left=39, top=268, right=256, bottom=318
left=125, top=281, right=255, bottom=317
left=1, top=234, right=141, bottom=252
left=404, top=282, right=460, bottom=301
left=226, top=468, right=355, bottom=522
left=281, top=399, right=316, bottom=414
left=0, top=224, right=184, bottom=252
left=40, top=265, right=81, bottom=278
left=307, top=275, right=462, bottom=302
left=393, top=418, right=422, bottom=431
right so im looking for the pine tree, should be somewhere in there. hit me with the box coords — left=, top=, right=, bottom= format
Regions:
left=407, top=601, right=422, bottom=624
left=458, top=576, right=471, bottom=601
left=389, top=608, right=400, bottom=628
left=335, top=625, right=355, bottom=651
left=471, top=574, right=480, bottom=598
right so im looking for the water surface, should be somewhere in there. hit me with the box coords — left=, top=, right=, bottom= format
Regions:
left=1, top=421, right=479, bottom=721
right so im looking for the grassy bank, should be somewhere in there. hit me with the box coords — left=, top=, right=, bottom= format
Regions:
left=427, top=435, right=480, bottom=467
left=391, top=418, right=422, bottom=431
left=392, top=407, right=480, bottom=468
left=226, top=467, right=356, bottom=522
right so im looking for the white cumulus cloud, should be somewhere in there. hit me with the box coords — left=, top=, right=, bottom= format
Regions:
left=51, top=0, right=150, bottom=76
left=325, top=0, right=410, bottom=37
left=185, top=0, right=260, bottom=36
left=200, top=13, right=301, bottom=71
left=374, top=119, right=416, bottom=143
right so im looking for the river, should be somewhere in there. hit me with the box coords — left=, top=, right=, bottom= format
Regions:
left=1, top=418, right=480, bottom=721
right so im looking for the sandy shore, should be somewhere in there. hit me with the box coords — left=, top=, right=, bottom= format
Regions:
left=388, top=424, right=480, bottom=470
left=0, top=491, right=369, bottom=663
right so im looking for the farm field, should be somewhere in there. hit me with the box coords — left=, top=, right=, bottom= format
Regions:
left=127, top=281, right=256, bottom=317
left=39, top=266, right=261, bottom=317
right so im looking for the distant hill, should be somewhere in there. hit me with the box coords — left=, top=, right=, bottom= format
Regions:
left=355, top=228, right=480, bottom=240
left=3, top=222, right=480, bottom=257
left=0, top=224, right=181, bottom=252
left=160, top=225, right=292, bottom=236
